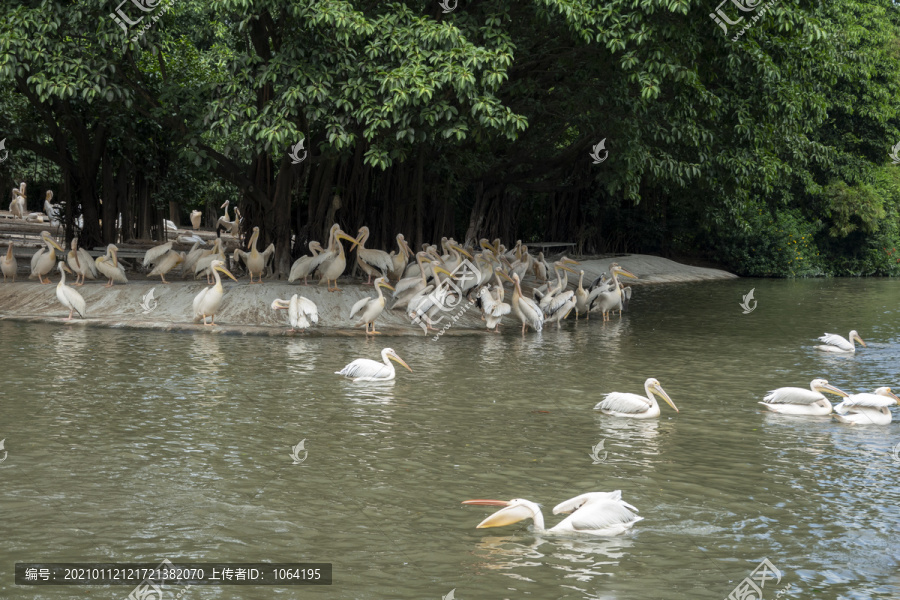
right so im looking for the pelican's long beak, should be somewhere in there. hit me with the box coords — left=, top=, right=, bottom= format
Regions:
left=559, top=264, right=578, bottom=274
left=451, top=244, right=473, bottom=259
left=388, top=353, right=412, bottom=372
left=337, top=232, right=359, bottom=249
left=562, top=257, right=580, bottom=266
left=479, top=239, right=493, bottom=251
left=215, top=264, right=238, bottom=281
left=886, top=389, right=900, bottom=403
left=615, top=267, right=638, bottom=279
left=61, top=263, right=73, bottom=274
left=48, top=237, right=63, bottom=251
left=378, top=280, right=396, bottom=292
left=111, top=248, right=119, bottom=267
left=498, top=270, right=514, bottom=283
left=461, top=500, right=530, bottom=529
left=817, top=383, right=849, bottom=398
left=433, top=266, right=454, bottom=279
left=854, top=333, right=867, bottom=347
left=402, top=238, right=413, bottom=257
left=653, top=384, right=679, bottom=412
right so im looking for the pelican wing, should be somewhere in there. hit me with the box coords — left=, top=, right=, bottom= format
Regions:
left=817, top=333, right=853, bottom=351
left=143, top=241, right=173, bottom=266
left=59, top=285, right=86, bottom=317
left=335, top=358, right=392, bottom=379
left=77, top=248, right=98, bottom=277
left=762, top=387, right=823, bottom=405
left=361, top=249, right=393, bottom=273
left=518, top=296, right=544, bottom=331
left=837, top=393, right=897, bottom=409
left=296, top=296, right=319, bottom=323
left=546, top=290, right=574, bottom=315
left=596, top=392, right=652, bottom=414
left=553, top=491, right=632, bottom=515
left=555, top=499, right=642, bottom=534
left=30, top=247, right=46, bottom=272
left=349, top=297, right=371, bottom=320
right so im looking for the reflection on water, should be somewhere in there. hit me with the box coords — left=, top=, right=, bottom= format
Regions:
left=1, top=277, right=900, bottom=599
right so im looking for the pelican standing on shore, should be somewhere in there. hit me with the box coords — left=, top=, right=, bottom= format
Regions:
left=234, top=226, right=275, bottom=283
left=2, top=242, right=17, bottom=282
left=815, top=330, right=866, bottom=353
left=462, top=490, right=642, bottom=536
left=192, top=259, right=237, bottom=325
left=190, top=210, right=202, bottom=230
left=759, top=378, right=848, bottom=415
left=95, top=244, right=128, bottom=286
left=56, top=263, right=86, bottom=320
left=595, top=378, right=679, bottom=418
left=833, top=387, right=899, bottom=425
left=66, top=237, right=98, bottom=285
left=349, top=276, right=394, bottom=335
left=388, top=233, right=413, bottom=281
left=148, top=249, right=185, bottom=283
left=288, top=241, right=327, bottom=284
left=316, top=227, right=359, bottom=292
left=335, top=347, right=412, bottom=382
left=353, top=226, right=393, bottom=284
left=30, top=231, right=64, bottom=284
left=271, top=295, right=319, bottom=332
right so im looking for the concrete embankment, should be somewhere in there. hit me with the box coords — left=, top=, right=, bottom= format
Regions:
left=0, top=255, right=736, bottom=335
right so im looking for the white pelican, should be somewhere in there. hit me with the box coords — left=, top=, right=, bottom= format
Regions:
left=481, top=268, right=512, bottom=332
left=510, top=273, right=543, bottom=333
left=56, top=263, right=86, bottom=320
left=595, top=378, right=678, bottom=419
left=815, top=330, right=866, bottom=353
left=335, top=347, right=412, bottom=382
left=148, top=250, right=185, bottom=283
left=95, top=244, right=128, bottom=286
left=288, top=241, right=327, bottom=284
left=354, top=226, right=393, bottom=284
left=192, top=259, right=237, bottom=325
left=760, top=378, right=848, bottom=415
left=574, top=270, right=590, bottom=319
left=143, top=241, right=173, bottom=268
left=44, top=191, right=60, bottom=223
left=388, top=233, right=413, bottom=281
left=833, top=387, right=899, bottom=425
left=462, top=491, right=642, bottom=536
left=2, top=242, right=17, bottom=282
left=66, top=237, right=98, bottom=285
left=234, top=226, right=275, bottom=283
left=9, top=187, right=26, bottom=219
left=29, top=231, right=64, bottom=283
left=180, top=240, right=208, bottom=278
left=216, top=200, right=240, bottom=236
left=589, top=263, right=637, bottom=320
left=349, top=276, right=394, bottom=335
left=194, top=238, right=226, bottom=283
left=190, top=210, right=202, bottom=230
left=271, top=295, right=319, bottom=332
left=316, top=227, right=359, bottom=291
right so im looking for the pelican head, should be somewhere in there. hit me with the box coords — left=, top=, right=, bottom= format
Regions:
left=41, top=231, right=63, bottom=251
left=432, top=264, right=455, bottom=280
left=554, top=261, right=578, bottom=275
left=211, top=259, right=238, bottom=281
left=810, top=378, right=849, bottom=398
left=383, top=348, right=412, bottom=372
left=375, top=277, right=395, bottom=292
left=336, top=230, right=360, bottom=249
left=849, top=330, right=866, bottom=347
left=645, top=378, right=678, bottom=412
left=248, top=226, right=260, bottom=249
left=611, top=264, right=638, bottom=279
left=220, top=200, right=230, bottom=209
left=57, top=262, right=73, bottom=275
left=461, top=498, right=540, bottom=528
left=450, top=243, right=473, bottom=259
left=873, top=387, right=899, bottom=403
left=560, top=256, right=580, bottom=266
left=496, top=268, right=514, bottom=283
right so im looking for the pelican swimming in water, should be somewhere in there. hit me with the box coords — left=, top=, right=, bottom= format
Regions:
left=234, top=226, right=275, bottom=283
left=833, top=387, right=899, bottom=425
left=760, top=378, right=848, bottom=415
left=271, top=295, right=319, bottom=332
left=349, top=276, right=394, bottom=335
left=335, top=347, right=412, bottom=382
left=594, top=378, right=679, bottom=419
left=66, top=237, right=98, bottom=285
left=815, top=330, right=866, bottom=353
left=2, top=242, right=17, bottom=282
left=510, top=272, right=543, bottom=334
left=30, top=231, right=64, bottom=283
left=462, top=490, right=642, bottom=536
left=192, top=259, right=237, bottom=325
left=95, top=244, right=128, bottom=286
left=56, top=262, right=86, bottom=320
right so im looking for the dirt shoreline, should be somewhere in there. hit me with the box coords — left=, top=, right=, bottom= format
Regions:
left=0, top=254, right=736, bottom=335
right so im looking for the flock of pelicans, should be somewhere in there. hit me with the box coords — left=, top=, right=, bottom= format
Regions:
left=4, top=192, right=894, bottom=538
left=1, top=215, right=635, bottom=333
left=332, top=328, right=893, bottom=537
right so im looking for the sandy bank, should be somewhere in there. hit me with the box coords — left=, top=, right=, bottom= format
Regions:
left=0, top=254, right=735, bottom=335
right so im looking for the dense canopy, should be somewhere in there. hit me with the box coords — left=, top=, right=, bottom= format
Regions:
left=1, top=0, right=899, bottom=276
